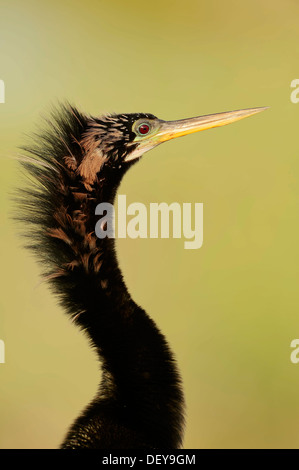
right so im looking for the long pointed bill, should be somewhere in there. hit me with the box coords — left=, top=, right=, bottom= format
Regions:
left=125, top=106, right=268, bottom=162
left=157, top=107, right=269, bottom=143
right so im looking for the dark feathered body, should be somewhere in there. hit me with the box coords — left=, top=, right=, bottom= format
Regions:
left=18, top=104, right=185, bottom=449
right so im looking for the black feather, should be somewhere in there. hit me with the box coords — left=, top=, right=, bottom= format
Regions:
left=16, top=103, right=185, bottom=449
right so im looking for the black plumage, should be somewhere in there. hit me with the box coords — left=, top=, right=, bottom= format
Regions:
left=17, top=103, right=266, bottom=448
left=18, top=105, right=184, bottom=449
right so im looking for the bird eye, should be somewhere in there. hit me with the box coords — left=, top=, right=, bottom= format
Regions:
left=137, top=123, right=150, bottom=135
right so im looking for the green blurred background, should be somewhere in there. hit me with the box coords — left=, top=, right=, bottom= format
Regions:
left=1, top=0, right=299, bottom=449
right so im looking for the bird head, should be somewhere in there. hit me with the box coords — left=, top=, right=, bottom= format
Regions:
left=87, top=107, right=268, bottom=163
left=77, top=106, right=268, bottom=188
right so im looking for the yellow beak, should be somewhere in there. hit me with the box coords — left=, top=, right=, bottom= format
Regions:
left=157, top=107, right=269, bottom=143
left=125, top=106, right=269, bottom=162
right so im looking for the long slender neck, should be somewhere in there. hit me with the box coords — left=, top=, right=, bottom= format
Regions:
left=53, top=171, right=185, bottom=449
left=20, top=106, right=185, bottom=448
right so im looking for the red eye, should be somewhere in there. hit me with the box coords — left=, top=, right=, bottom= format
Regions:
left=138, top=123, right=150, bottom=135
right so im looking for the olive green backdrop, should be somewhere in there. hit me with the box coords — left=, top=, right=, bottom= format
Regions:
left=1, top=0, right=299, bottom=449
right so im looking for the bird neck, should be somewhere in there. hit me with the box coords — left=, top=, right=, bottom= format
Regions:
left=53, top=170, right=185, bottom=448
left=20, top=105, right=185, bottom=448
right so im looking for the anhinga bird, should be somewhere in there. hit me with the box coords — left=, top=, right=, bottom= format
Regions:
left=19, top=104, right=267, bottom=449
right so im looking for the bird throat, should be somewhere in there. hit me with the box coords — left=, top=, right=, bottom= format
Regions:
left=19, top=105, right=185, bottom=448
